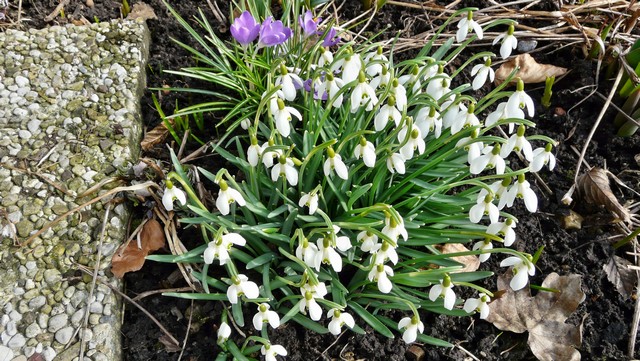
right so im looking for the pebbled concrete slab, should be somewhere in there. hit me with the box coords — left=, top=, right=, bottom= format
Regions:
left=0, top=19, right=149, bottom=361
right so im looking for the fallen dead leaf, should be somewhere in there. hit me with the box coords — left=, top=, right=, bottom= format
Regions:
left=487, top=272, right=585, bottom=361
left=495, top=53, right=568, bottom=85
left=111, top=219, right=165, bottom=278
left=126, top=2, right=157, bottom=21
left=438, top=243, right=480, bottom=273
left=576, top=167, right=631, bottom=223
left=141, top=119, right=174, bottom=151
left=603, top=255, right=635, bottom=299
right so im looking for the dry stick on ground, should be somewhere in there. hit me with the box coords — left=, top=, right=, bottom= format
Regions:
left=177, top=299, right=194, bottom=361
left=44, top=0, right=69, bottom=22
left=131, top=287, right=194, bottom=302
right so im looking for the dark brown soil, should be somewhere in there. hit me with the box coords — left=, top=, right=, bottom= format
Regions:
left=11, top=0, right=640, bottom=360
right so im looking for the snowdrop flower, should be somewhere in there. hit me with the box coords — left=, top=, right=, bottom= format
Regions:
left=370, top=65, right=391, bottom=90
left=324, top=147, right=349, bottom=180
left=317, top=72, right=345, bottom=108
left=472, top=239, right=493, bottom=262
left=247, top=136, right=262, bottom=167
left=253, top=303, right=280, bottom=330
left=317, top=46, right=334, bottom=68
left=258, top=17, right=292, bottom=48
left=217, top=322, right=231, bottom=344
left=299, top=10, right=321, bottom=38
left=503, top=174, right=538, bottom=212
left=382, top=214, right=408, bottom=242
left=470, top=144, right=506, bottom=175
left=386, top=152, right=406, bottom=174
left=530, top=143, right=556, bottom=172
left=162, top=180, right=186, bottom=211
left=398, top=65, right=422, bottom=94
left=500, top=124, right=533, bottom=161
left=261, top=344, right=288, bottom=361
left=275, top=64, right=303, bottom=101
left=456, top=128, right=484, bottom=164
left=332, top=49, right=362, bottom=84
left=426, top=66, right=452, bottom=101
left=357, top=230, right=380, bottom=253
left=227, top=274, right=260, bottom=304
left=230, top=11, right=260, bottom=46
left=364, top=46, right=389, bottom=76
left=368, top=263, right=394, bottom=293
left=261, top=139, right=282, bottom=169
left=372, top=241, right=399, bottom=265
left=469, top=193, right=499, bottom=224
left=478, top=178, right=511, bottom=209
left=398, top=316, right=424, bottom=344
left=216, top=179, right=246, bottom=215
left=428, top=274, right=456, bottom=310
left=271, top=155, right=298, bottom=186
left=314, top=229, right=352, bottom=272
left=272, top=98, right=302, bottom=137
left=240, top=118, right=251, bottom=130
left=351, top=72, right=378, bottom=113
left=354, top=137, right=376, bottom=167
left=299, top=191, right=319, bottom=215
left=456, top=11, right=483, bottom=43
left=299, top=281, right=328, bottom=321
left=441, top=99, right=465, bottom=130
left=327, top=309, right=356, bottom=335
left=507, top=78, right=535, bottom=117
left=493, top=23, right=517, bottom=59
left=390, top=78, right=408, bottom=112
left=374, top=96, right=403, bottom=131
left=450, top=103, right=480, bottom=135
left=415, top=107, right=442, bottom=139
left=204, top=232, right=247, bottom=265
left=471, top=57, right=495, bottom=90
left=398, top=124, right=426, bottom=160
left=487, top=218, right=517, bottom=246
left=296, top=235, right=318, bottom=267
left=500, top=255, right=535, bottom=291
left=485, top=102, right=523, bottom=133
left=463, top=293, right=491, bottom=319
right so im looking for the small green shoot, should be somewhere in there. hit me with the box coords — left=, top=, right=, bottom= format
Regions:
left=122, top=0, right=130, bottom=18
left=541, top=76, right=555, bottom=108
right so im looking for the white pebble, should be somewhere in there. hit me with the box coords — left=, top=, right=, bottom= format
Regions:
left=27, top=119, right=41, bottom=133
left=15, top=75, right=29, bottom=87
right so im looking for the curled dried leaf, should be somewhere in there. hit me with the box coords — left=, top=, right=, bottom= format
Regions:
left=111, top=219, right=166, bottom=278
left=603, top=255, right=635, bottom=298
left=495, top=53, right=568, bottom=85
left=437, top=243, right=480, bottom=273
left=126, top=2, right=157, bottom=21
left=576, top=167, right=631, bottom=223
left=141, top=119, right=173, bottom=151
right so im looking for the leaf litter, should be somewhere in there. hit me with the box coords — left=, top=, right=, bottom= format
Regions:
left=486, top=272, right=585, bottom=361
left=111, top=218, right=166, bottom=278
left=603, top=255, right=636, bottom=299
left=495, top=53, right=568, bottom=85
left=576, top=167, right=631, bottom=223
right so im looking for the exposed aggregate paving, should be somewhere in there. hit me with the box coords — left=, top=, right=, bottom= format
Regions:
left=0, top=20, right=149, bottom=361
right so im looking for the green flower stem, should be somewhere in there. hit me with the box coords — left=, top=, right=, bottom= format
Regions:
left=454, top=282, right=494, bottom=297
left=524, top=134, right=559, bottom=145
left=166, top=171, right=207, bottom=211
left=451, top=51, right=494, bottom=79
left=352, top=294, right=420, bottom=316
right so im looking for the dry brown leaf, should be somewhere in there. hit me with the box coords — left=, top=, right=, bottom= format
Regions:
left=111, top=219, right=166, bottom=278
left=487, top=272, right=585, bottom=361
left=141, top=119, right=174, bottom=151
left=158, top=334, right=181, bottom=353
left=126, top=2, right=157, bottom=21
left=438, top=243, right=480, bottom=273
left=576, top=167, right=631, bottom=223
left=603, top=255, right=635, bottom=299
left=495, top=53, right=568, bottom=85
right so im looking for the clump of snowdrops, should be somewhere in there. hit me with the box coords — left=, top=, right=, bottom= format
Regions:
left=154, top=1, right=557, bottom=359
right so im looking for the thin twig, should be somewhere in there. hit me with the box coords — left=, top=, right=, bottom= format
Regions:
left=131, top=287, right=195, bottom=302
left=177, top=299, right=194, bottom=361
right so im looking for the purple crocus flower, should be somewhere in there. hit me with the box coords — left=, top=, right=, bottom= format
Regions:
left=321, top=27, right=341, bottom=47
left=230, top=11, right=260, bottom=45
left=258, top=17, right=292, bottom=47
left=299, top=10, right=321, bottom=37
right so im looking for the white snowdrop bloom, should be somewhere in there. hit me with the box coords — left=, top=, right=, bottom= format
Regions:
left=428, top=275, right=456, bottom=310
left=247, top=137, right=262, bottom=167
left=471, top=57, right=495, bottom=90
left=227, top=274, right=260, bottom=304
left=375, top=97, right=403, bottom=131
left=530, top=143, right=556, bottom=172
left=370, top=65, right=391, bottom=90
left=455, top=129, right=484, bottom=164
left=357, top=230, right=380, bottom=253
left=456, top=11, right=483, bottom=43
left=450, top=103, right=480, bottom=135
left=351, top=72, right=379, bottom=113
left=463, top=293, right=491, bottom=319
left=493, top=23, right=518, bottom=59
left=386, top=152, right=406, bottom=174
left=252, top=303, right=281, bottom=330
left=162, top=181, right=186, bottom=211
left=272, top=98, right=302, bottom=137
left=477, top=178, right=511, bottom=210
left=261, top=141, right=283, bottom=169
left=323, top=147, right=349, bottom=180
left=390, top=79, right=408, bottom=112
left=271, top=156, right=298, bottom=186
left=295, top=236, right=319, bottom=268
left=472, top=239, right=493, bottom=262
left=382, top=214, right=408, bottom=242
left=333, top=225, right=353, bottom=252
left=317, top=72, right=345, bottom=108
left=372, top=241, right=399, bottom=265
left=485, top=102, right=523, bottom=133
left=441, top=99, right=465, bottom=130
left=500, top=256, right=535, bottom=291
left=507, top=79, right=535, bottom=117
left=299, top=191, right=320, bottom=215
left=500, top=124, right=533, bottom=161
left=275, top=65, right=303, bottom=101
left=317, top=46, right=334, bottom=68
left=398, top=124, right=426, bottom=160
left=470, top=144, right=506, bottom=175
left=487, top=218, right=517, bottom=247
left=240, top=118, right=251, bottom=130
left=314, top=237, right=344, bottom=272
left=216, top=180, right=246, bottom=215
left=265, top=89, right=286, bottom=115
left=217, top=322, right=231, bottom=343
left=415, top=107, right=442, bottom=139
left=364, top=46, right=389, bottom=76
left=354, top=137, right=377, bottom=167
left=204, top=232, right=247, bottom=265
left=504, top=175, right=538, bottom=212
left=261, top=344, right=288, bottom=361
left=469, top=193, right=500, bottom=224
left=299, top=281, right=328, bottom=321
left=398, top=316, right=424, bottom=344
left=331, top=50, right=363, bottom=84
left=426, top=72, right=452, bottom=101
left=367, top=263, right=394, bottom=293
left=327, top=309, right=356, bottom=335
left=398, top=65, right=422, bottom=94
